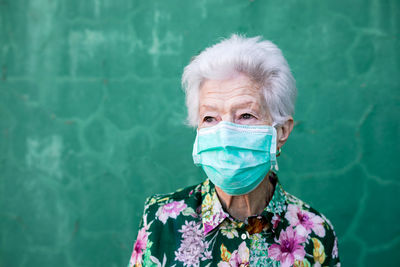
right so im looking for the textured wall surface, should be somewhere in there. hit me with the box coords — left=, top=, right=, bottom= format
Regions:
left=1, top=0, right=399, bottom=266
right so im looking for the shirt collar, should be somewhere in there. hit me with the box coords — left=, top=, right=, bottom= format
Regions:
left=200, top=173, right=288, bottom=236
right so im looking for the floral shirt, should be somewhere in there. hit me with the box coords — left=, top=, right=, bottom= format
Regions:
left=128, top=173, right=340, bottom=267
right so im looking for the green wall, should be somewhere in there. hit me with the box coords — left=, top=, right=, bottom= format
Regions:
left=1, top=0, right=399, bottom=266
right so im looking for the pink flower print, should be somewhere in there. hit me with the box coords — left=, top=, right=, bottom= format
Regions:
left=272, top=214, right=281, bottom=229
left=203, top=223, right=214, bottom=235
left=268, top=227, right=306, bottom=267
left=285, top=204, right=326, bottom=238
left=229, top=241, right=250, bottom=266
left=156, top=200, right=187, bottom=224
left=129, top=227, right=148, bottom=265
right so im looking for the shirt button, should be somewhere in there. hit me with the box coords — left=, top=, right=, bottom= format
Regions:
left=241, top=233, right=247, bottom=240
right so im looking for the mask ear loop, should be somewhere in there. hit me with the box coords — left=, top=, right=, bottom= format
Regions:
left=271, top=122, right=279, bottom=172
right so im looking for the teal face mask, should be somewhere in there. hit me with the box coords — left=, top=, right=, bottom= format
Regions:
left=192, top=121, right=278, bottom=195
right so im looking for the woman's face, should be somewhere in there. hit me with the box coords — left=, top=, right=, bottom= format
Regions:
left=198, top=73, right=273, bottom=128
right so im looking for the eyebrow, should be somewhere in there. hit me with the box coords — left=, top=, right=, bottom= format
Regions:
left=199, top=104, right=218, bottom=111
left=231, top=101, right=260, bottom=110
left=199, top=101, right=260, bottom=112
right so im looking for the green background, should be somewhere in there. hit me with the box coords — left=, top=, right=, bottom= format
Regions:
left=1, top=0, right=399, bottom=266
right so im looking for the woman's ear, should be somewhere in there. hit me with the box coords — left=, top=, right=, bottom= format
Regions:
left=276, top=117, right=294, bottom=149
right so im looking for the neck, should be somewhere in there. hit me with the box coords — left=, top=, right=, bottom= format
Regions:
left=215, top=172, right=275, bottom=221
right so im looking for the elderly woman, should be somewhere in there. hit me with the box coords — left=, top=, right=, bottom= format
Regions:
left=128, top=35, right=340, bottom=267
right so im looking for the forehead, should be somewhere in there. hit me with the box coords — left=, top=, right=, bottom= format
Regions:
left=199, top=74, right=264, bottom=107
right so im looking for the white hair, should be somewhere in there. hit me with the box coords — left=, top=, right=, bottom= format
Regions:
left=182, top=34, right=297, bottom=127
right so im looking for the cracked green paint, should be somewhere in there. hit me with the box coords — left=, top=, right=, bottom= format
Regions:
left=0, top=0, right=399, bottom=266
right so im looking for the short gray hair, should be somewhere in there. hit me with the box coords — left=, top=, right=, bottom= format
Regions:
left=182, top=34, right=297, bottom=127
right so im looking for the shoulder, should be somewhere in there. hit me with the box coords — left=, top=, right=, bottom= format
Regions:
left=145, top=181, right=202, bottom=208
left=129, top=182, right=205, bottom=267
left=284, top=191, right=336, bottom=235
left=141, top=181, right=203, bottom=225
left=282, top=191, right=340, bottom=264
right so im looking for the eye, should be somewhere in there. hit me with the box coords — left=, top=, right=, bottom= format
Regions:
left=203, top=116, right=215, bottom=123
left=240, top=113, right=255, bottom=120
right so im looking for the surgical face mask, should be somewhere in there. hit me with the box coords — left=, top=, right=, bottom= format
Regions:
left=192, top=121, right=278, bottom=195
